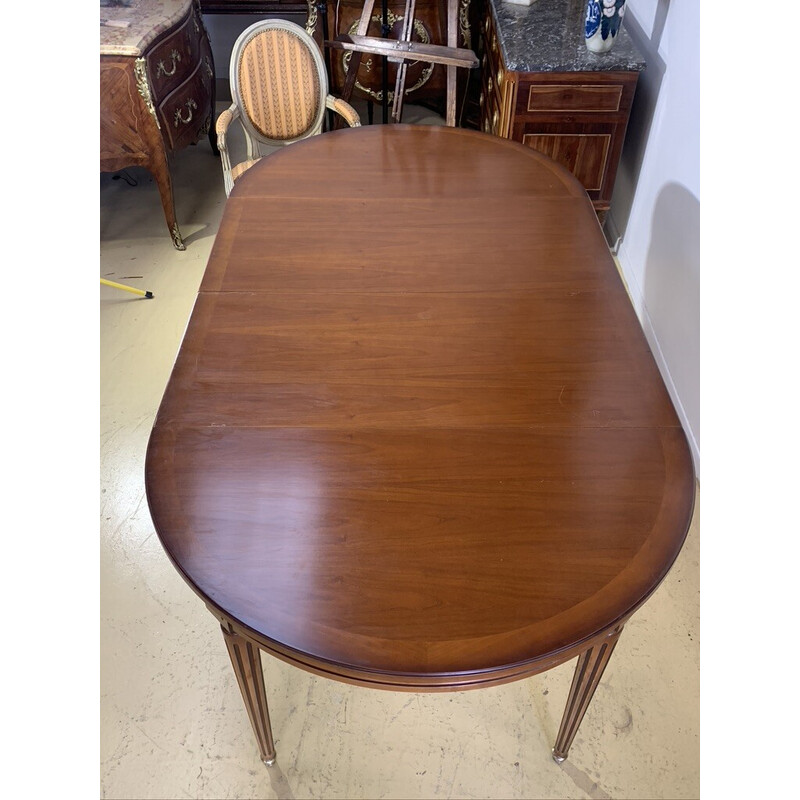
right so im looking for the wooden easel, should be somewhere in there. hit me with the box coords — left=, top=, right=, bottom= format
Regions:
left=326, top=0, right=478, bottom=127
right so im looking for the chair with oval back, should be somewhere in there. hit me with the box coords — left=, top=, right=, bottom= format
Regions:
left=216, top=19, right=361, bottom=196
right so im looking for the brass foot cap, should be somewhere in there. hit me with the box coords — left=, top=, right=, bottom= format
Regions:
left=552, top=750, right=566, bottom=764
left=263, top=757, right=276, bottom=767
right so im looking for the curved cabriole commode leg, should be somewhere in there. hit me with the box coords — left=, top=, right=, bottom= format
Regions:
left=147, top=143, right=185, bottom=251
left=552, top=625, right=624, bottom=763
left=221, top=622, right=277, bottom=767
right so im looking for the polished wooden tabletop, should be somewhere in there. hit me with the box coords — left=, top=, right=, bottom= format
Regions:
left=146, top=125, right=694, bottom=692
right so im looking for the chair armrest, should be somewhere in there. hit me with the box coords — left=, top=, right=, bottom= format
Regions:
left=216, top=104, right=241, bottom=197
left=325, top=95, right=361, bottom=128
left=215, top=104, right=240, bottom=151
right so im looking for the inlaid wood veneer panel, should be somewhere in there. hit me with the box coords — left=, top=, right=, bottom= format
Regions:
left=527, top=84, right=623, bottom=113
left=522, top=133, right=611, bottom=192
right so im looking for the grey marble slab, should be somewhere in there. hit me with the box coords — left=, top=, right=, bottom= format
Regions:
left=488, top=0, right=645, bottom=73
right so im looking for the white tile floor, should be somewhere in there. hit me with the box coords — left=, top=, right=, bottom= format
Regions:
left=100, top=104, right=700, bottom=799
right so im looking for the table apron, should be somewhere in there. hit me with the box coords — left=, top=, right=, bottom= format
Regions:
left=209, top=605, right=630, bottom=691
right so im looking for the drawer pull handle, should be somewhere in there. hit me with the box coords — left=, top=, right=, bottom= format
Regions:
left=492, top=109, right=499, bottom=133
left=174, top=98, right=198, bottom=127
left=497, top=67, right=503, bottom=87
left=156, top=49, right=181, bottom=78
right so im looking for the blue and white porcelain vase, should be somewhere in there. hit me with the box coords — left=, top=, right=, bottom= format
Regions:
left=585, top=0, right=626, bottom=54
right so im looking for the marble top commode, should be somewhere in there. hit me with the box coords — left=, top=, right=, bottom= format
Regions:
left=489, top=0, right=645, bottom=73
left=100, top=0, right=194, bottom=56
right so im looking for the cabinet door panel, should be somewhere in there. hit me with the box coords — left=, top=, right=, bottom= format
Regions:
left=515, top=121, right=624, bottom=202
left=522, top=132, right=610, bottom=192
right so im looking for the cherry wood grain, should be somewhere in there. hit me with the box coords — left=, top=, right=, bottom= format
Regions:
left=146, top=125, right=694, bottom=689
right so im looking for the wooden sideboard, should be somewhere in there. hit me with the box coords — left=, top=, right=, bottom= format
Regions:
left=326, top=0, right=474, bottom=114
left=479, top=0, right=644, bottom=221
left=100, top=0, right=217, bottom=249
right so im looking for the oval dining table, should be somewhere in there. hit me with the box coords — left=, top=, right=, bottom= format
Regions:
left=145, top=124, right=695, bottom=769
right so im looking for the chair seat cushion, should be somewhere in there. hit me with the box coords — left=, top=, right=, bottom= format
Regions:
left=231, top=159, right=261, bottom=183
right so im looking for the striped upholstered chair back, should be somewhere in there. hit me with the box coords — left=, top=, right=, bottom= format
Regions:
left=216, top=20, right=361, bottom=196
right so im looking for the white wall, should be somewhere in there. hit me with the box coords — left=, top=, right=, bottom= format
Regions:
left=608, top=0, right=700, bottom=474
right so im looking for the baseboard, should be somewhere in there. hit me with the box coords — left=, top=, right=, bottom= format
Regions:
left=603, top=211, right=622, bottom=255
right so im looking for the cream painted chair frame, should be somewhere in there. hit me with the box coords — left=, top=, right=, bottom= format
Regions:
left=217, top=19, right=361, bottom=196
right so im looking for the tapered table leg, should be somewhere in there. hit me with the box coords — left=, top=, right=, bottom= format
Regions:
left=552, top=625, right=624, bottom=763
left=221, top=622, right=277, bottom=766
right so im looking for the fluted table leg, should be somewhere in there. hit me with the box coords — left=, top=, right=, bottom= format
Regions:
left=552, top=625, right=624, bottom=763
left=221, top=622, right=277, bottom=766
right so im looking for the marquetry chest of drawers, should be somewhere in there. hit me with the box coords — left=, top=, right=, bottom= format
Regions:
left=479, top=0, right=644, bottom=221
left=100, top=0, right=217, bottom=249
